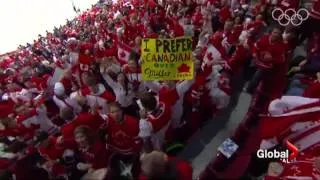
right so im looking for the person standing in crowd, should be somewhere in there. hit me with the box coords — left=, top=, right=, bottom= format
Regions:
left=102, top=102, right=142, bottom=180
left=139, top=151, right=193, bottom=180
left=0, top=0, right=319, bottom=179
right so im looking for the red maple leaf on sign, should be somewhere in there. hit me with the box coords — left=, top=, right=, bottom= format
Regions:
left=207, top=52, right=213, bottom=61
left=178, top=63, right=190, bottom=73
left=120, top=51, right=126, bottom=58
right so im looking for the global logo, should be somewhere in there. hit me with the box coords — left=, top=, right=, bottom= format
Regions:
left=272, top=8, right=309, bottom=26
left=257, top=140, right=299, bottom=163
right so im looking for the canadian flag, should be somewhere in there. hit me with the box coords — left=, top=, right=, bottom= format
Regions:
left=201, top=44, right=223, bottom=71
left=257, top=96, right=320, bottom=140
left=117, top=41, right=132, bottom=64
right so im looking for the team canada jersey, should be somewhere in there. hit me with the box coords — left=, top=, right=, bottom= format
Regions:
left=105, top=115, right=142, bottom=154
left=38, top=137, right=64, bottom=161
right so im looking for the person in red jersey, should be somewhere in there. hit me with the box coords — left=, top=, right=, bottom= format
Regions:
left=122, top=52, right=143, bottom=92
left=138, top=89, right=178, bottom=151
left=139, top=151, right=193, bottom=180
left=59, top=107, right=105, bottom=140
left=34, top=131, right=67, bottom=178
left=81, top=74, right=116, bottom=115
left=102, top=102, right=142, bottom=155
left=73, top=126, right=109, bottom=180
left=101, top=102, right=142, bottom=180
left=199, top=27, right=288, bottom=180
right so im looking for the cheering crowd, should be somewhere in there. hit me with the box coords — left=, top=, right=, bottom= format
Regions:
left=0, top=0, right=319, bottom=179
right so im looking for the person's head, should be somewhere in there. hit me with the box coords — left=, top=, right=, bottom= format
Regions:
left=84, top=75, right=99, bottom=93
left=74, top=125, right=94, bottom=148
left=139, top=92, right=157, bottom=112
left=23, top=79, right=35, bottom=89
left=0, top=117, right=16, bottom=129
left=108, top=102, right=124, bottom=123
left=234, top=16, right=243, bottom=25
left=128, top=52, right=139, bottom=71
left=140, top=151, right=168, bottom=178
left=130, top=14, right=138, bottom=25
left=135, top=36, right=142, bottom=47
left=33, top=130, right=50, bottom=147
left=270, top=27, right=283, bottom=42
left=146, top=26, right=154, bottom=34
left=60, top=107, right=75, bottom=121
left=256, top=14, right=264, bottom=21
left=224, top=20, right=234, bottom=33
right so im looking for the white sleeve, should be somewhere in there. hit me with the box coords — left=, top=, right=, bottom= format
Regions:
left=144, top=81, right=161, bottom=93
left=101, top=72, right=119, bottom=91
left=53, top=96, right=64, bottom=109
left=69, top=99, right=82, bottom=114
left=176, top=79, right=194, bottom=97
left=138, top=119, right=153, bottom=138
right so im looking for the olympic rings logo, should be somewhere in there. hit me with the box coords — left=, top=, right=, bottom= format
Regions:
left=272, top=8, right=309, bottom=26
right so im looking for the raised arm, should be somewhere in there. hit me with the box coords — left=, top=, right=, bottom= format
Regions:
left=101, top=71, right=120, bottom=91
left=144, top=81, right=161, bottom=93
left=176, top=79, right=195, bottom=97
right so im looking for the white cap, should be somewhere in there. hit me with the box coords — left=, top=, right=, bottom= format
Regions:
left=54, top=82, right=65, bottom=96
left=268, top=96, right=319, bottom=116
left=41, top=60, right=50, bottom=66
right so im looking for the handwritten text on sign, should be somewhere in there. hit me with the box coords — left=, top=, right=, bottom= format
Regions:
left=141, top=37, right=194, bottom=80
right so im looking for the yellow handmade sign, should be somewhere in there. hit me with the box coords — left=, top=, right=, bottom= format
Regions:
left=141, top=37, right=194, bottom=80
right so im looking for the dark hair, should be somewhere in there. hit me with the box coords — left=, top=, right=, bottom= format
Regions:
left=33, top=130, right=49, bottom=145
left=128, top=51, right=140, bottom=64
left=139, top=92, right=157, bottom=111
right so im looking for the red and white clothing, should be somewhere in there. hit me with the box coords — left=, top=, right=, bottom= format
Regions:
left=258, top=96, right=320, bottom=144
left=101, top=72, right=136, bottom=108
left=53, top=95, right=82, bottom=114
left=253, top=35, right=287, bottom=69
left=138, top=86, right=179, bottom=149
left=79, top=140, right=110, bottom=170
left=103, top=114, right=142, bottom=154
left=16, top=106, right=58, bottom=136
left=81, top=84, right=116, bottom=115
left=263, top=123, right=320, bottom=179
left=38, top=137, right=67, bottom=176
left=227, top=45, right=249, bottom=73
left=205, top=65, right=231, bottom=110
left=145, top=79, right=194, bottom=128
left=122, top=64, right=143, bottom=92
left=260, top=97, right=320, bottom=179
